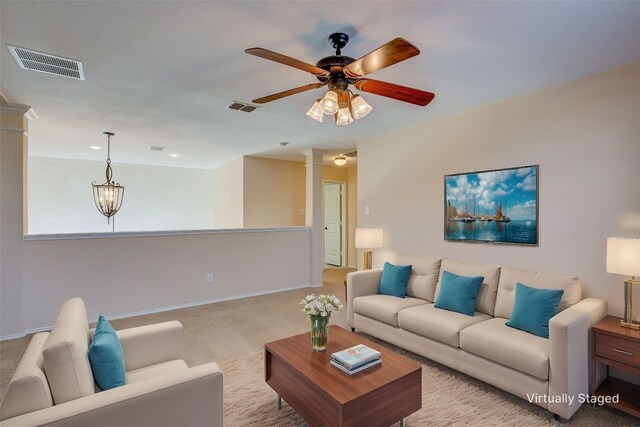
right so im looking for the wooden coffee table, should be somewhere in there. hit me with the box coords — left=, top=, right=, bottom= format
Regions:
left=265, top=325, right=422, bottom=427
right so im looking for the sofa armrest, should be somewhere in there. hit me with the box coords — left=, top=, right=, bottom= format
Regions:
left=1, top=363, right=223, bottom=427
left=90, top=321, right=185, bottom=371
left=548, top=298, right=607, bottom=420
left=347, top=269, right=383, bottom=327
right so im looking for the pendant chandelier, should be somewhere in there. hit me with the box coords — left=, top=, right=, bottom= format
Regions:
left=92, top=132, right=124, bottom=225
left=306, top=89, right=372, bottom=125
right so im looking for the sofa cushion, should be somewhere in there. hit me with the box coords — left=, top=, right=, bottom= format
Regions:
left=89, top=315, right=126, bottom=390
left=378, top=262, right=412, bottom=298
left=393, top=254, right=442, bottom=302
left=434, top=259, right=501, bottom=316
left=42, top=297, right=96, bottom=404
left=126, top=359, right=188, bottom=384
left=0, top=333, right=53, bottom=421
left=506, top=283, right=564, bottom=338
left=398, top=304, right=491, bottom=348
left=353, top=295, right=428, bottom=327
left=494, top=266, right=581, bottom=320
left=434, top=271, right=484, bottom=316
left=460, top=318, right=549, bottom=380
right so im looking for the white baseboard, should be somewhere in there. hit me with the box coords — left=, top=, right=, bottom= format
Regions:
left=0, top=283, right=314, bottom=341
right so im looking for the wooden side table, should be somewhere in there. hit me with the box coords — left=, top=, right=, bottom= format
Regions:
left=590, top=315, right=640, bottom=418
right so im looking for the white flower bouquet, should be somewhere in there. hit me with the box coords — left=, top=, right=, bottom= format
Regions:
left=300, top=294, right=343, bottom=318
left=299, top=294, right=343, bottom=351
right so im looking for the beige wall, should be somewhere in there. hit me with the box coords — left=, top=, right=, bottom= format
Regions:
left=358, top=62, right=640, bottom=320
left=211, top=157, right=243, bottom=229
left=22, top=229, right=311, bottom=331
left=243, top=156, right=306, bottom=228
left=28, top=157, right=216, bottom=234
left=0, top=106, right=28, bottom=337
left=323, top=165, right=347, bottom=182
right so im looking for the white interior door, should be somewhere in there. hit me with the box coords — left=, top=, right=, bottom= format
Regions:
left=324, top=183, right=342, bottom=266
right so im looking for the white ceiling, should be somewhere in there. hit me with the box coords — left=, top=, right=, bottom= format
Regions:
left=2, top=1, right=640, bottom=169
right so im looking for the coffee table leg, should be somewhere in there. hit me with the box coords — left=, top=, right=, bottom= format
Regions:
left=277, top=395, right=282, bottom=410
left=399, top=419, right=405, bottom=427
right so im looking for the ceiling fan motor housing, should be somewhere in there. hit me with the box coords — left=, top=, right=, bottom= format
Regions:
left=315, top=55, right=356, bottom=90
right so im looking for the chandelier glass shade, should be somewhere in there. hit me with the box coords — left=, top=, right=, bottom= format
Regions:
left=307, top=89, right=372, bottom=125
left=92, top=132, right=124, bottom=224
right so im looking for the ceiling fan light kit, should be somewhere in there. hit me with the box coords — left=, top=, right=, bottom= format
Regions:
left=246, top=32, right=434, bottom=126
left=306, top=99, right=324, bottom=122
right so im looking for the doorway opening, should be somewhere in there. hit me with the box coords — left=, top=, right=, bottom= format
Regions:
left=323, top=181, right=346, bottom=267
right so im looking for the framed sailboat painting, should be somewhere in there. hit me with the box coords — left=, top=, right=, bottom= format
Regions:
left=444, top=165, right=539, bottom=246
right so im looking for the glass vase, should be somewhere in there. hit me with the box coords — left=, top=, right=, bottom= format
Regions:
left=310, top=315, right=330, bottom=351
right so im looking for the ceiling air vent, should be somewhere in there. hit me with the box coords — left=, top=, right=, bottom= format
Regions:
left=228, top=101, right=258, bottom=113
left=148, top=146, right=165, bottom=152
left=8, top=45, right=84, bottom=80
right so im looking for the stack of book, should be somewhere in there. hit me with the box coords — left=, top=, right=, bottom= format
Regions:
left=330, top=344, right=381, bottom=375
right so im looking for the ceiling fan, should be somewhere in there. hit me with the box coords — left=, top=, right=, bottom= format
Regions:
left=245, top=33, right=435, bottom=125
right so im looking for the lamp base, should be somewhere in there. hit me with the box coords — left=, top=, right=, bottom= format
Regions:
left=620, top=319, right=640, bottom=331
left=362, top=250, right=372, bottom=270
left=621, top=278, right=638, bottom=330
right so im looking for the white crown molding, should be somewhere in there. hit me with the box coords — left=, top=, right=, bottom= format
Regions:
left=0, top=102, right=32, bottom=115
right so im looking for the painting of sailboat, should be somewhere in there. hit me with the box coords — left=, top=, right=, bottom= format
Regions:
left=445, top=165, right=538, bottom=245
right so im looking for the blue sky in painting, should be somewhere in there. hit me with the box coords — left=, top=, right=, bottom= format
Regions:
left=446, top=166, right=537, bottom=220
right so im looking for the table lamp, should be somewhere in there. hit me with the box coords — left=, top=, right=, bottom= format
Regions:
left=607, top=237, right=640, bottom=330
left=355, top=228, right=383, bottom=270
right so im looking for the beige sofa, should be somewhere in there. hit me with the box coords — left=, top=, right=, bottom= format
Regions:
left=347, top=255, right=607, bottom=421
left=0, top=298, right=223, bottom=427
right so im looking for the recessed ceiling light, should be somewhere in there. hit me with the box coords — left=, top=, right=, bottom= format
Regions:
left=169, top=153, right=179, bottom=157
left=90, top=146, right=101, bottom=150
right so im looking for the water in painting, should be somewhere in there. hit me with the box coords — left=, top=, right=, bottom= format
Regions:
left=445, top=166, right=538, bottom=245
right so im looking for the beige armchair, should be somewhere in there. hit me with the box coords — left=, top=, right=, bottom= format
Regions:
left=0, top=298, right=223, bottom=427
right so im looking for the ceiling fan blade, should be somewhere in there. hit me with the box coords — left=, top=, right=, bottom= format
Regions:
left=245, top=48, right=330, bottom=77
left=344, top=38, right=420, bottom=78
left=252, top=82, right=327, bottom=104
left=354, top=79, right=435, bottom=106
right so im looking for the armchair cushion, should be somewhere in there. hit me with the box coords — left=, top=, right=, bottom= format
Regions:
left=88, top=316, right=126, bottom=390
left=42, top=298, right=95, bottom=404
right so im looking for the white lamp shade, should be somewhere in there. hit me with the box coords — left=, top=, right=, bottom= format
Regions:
left=335, top=107, right=353, bottom=125
left=321, top=91, right=339, bottom=115
left=306, top=100, right=323, bottom=122
left=355, top=228, right=383, bottom=249
left=607, top=237, right=640, bottom=277
left=351, top=94, right=372, bottom=120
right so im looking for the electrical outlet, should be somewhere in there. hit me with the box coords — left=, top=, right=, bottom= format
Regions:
left=365, top=206, right=370, bottom=216
left=206, top=273, right=214, bottom=284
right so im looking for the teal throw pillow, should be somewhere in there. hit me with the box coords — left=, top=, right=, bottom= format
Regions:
left=88, top=315, right=126, bottom=390
left=378, top=262, right=412, bottom=298
left=434, top=271, right=484, bottom=316
left=506, top=283, right=564, bottom=339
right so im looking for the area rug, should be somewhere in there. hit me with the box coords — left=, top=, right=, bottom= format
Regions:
left=216, top=339, right=636, bottom=427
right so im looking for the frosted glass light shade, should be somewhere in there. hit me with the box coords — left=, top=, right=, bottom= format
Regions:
left=306, top=100, right=323, bottom=122
left=351, top=94, right=372, bottom=120
left=334, top=156, right=347, bottom=166
left=607, top=238, right=640, bottom=277
left=335, top=107, right=353, bottom=125
left=355, top=228, right=383, bottom=249
left=321, top=91, right=339, bottom=115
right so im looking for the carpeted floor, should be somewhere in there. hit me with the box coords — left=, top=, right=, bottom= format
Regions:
left=1, top=266, right=639, bottom=426
left=219, top=343, right=638, bottom=427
